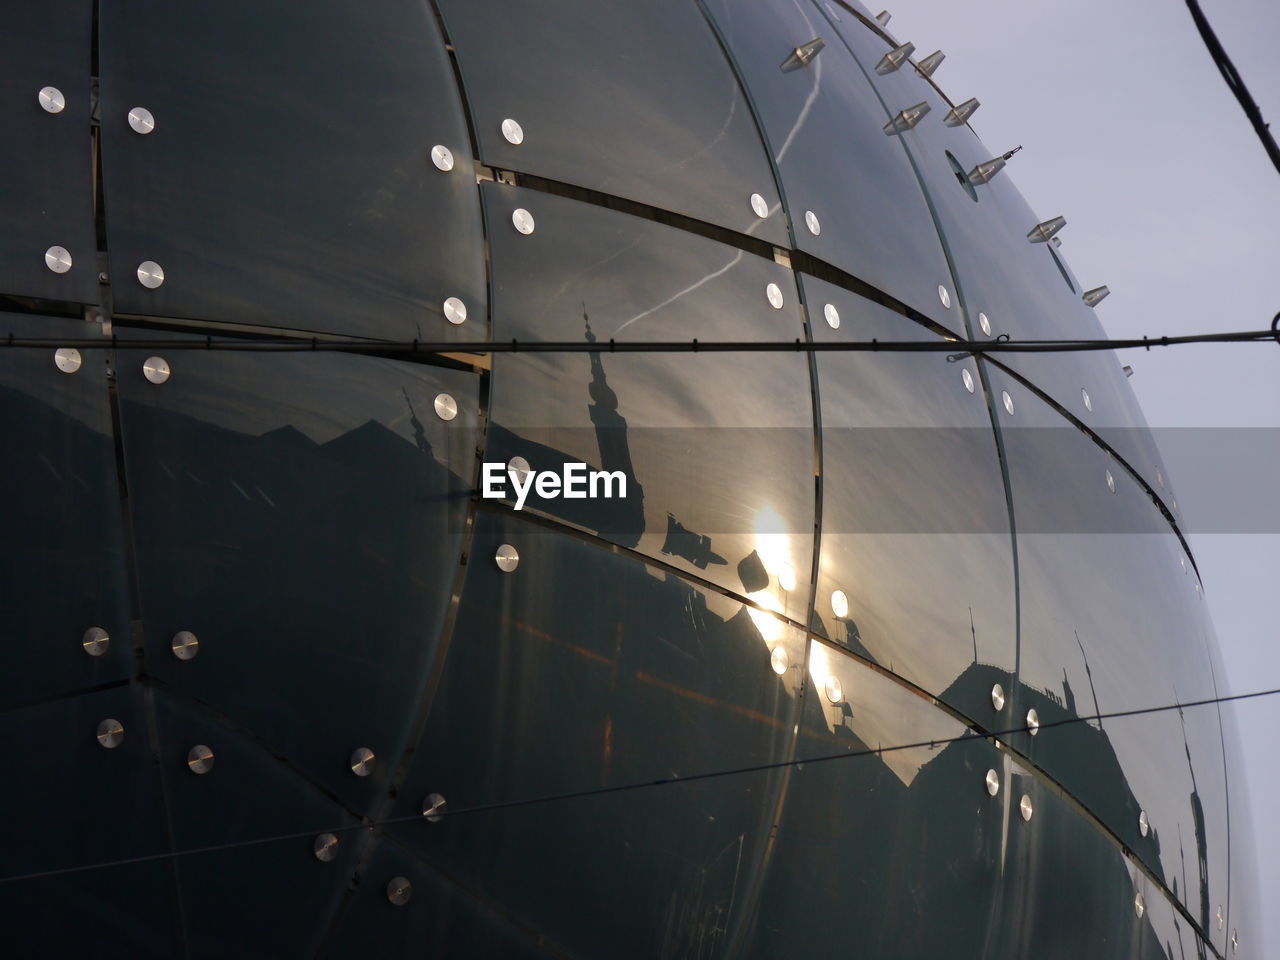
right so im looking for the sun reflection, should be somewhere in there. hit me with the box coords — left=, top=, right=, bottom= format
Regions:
left=745, top=505, right=805, bottom=680
left=808, top=641, right=832, bottom=699
left=746, top=593, right=786, bottom=645
left=777, top=563, right=797, bottom=592
left=751, top=505, right=792, bottom=586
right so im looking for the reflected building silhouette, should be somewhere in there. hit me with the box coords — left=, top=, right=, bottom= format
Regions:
left=487, top=305, right=647, bottom=546
left=745, top=650, right=1179, bottom=958
left=0, top=370, right=1212, bottom=958
left=1076, top=630, right=1105, bottom=731
left=938, top=657, right=1167, bottom=873
left=583, top=307, right=642, bottom=514
left=402, top=387, right=434, bottom=460
left=662, top=513, right=728, bottom=569
left=808, top=591, right=876, bottom=668
left=1179, top=703, right=1211, bottom=954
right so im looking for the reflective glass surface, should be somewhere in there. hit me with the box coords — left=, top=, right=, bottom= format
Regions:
left=0, top=1, right=97, bottom=303
left=742, top=639, right=1005, bottom=956
left=805, top=276, right=1016, bottom=721
left=317, top=838, right=557, bottom=960
left=0, top=313, right=131, bottom=707
left=703, top=0, right=960, bottom=333
left=1142, top=884, right=1206, bottom=960
left=483, top=184, right=814, bottom=616
left=821, top=11, right=1170, bottom=496
left=98, top=0, right=485, bottom=340
left=990, top=762, right=1158, bottom=958
left=989, top=366, right=1229, bottom=933
left=1217, top=641, right=1262, bottom=960
left=149, top=691, right=359, bottom=960
left=0, top=685, right=178, bottom=957
left=389, top=510, right=806, bottom=959
left=437, top=0, right=788, bottom=246
left=115, top=338, right=478, bottom=811
left=820, top=0, right=877, bottom=23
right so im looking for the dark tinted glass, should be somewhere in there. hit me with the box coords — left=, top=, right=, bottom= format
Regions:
left=742, top=639, right=1005, bottom=956
left=149, top=691, right=360, bottom=959
left=114, top=337, right=478, bottom=812
left=805, top=276, right=1016, bottom=721
left=317, top=838, right=558, bottom=960
left=0, top=313, right=131, bottom=706
left=0, top=685, right=181, bottom=958
left=989, top=367, right=1229, bottom=930
left=0, top=1, right=97, bottom=303
left=824, top=11, right=1170, bottom=496
left=483, top=184, right=814, bottom=616
left=438, top=0, right=788, bottom=246
left=98, top=0, right=485, bottom=341
left=703, top=0, right=961, bottom=333
left=990, top=762, right=1160, bottom=958
left=388, top=510, right=806, bottom=959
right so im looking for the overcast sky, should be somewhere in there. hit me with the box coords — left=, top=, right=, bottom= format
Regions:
left=883, top=0, right=1279, bottom=952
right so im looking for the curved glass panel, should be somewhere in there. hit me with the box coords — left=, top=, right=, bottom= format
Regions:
left=702, top=0, right=960, bottom=333
left=0, top=1, right=97, bottom=303
left=389, top=510, right=806, bottom=959
left=99, top=0, right=485, bottom=341
left=1213, top=612, right=1262, bottom=960
left=149, top=690, right=359, bottom=958
left=317, top=838, right=556, bottom=960
left=742, top=639, right=1004, bottom=956
left=114, top=337, right=479, bottom=811
left=437, top=0, right=788, bottom=247
left=989, top=366, right=1228, bottom=935
left=0, top=313, right=131, bottom=707
left=991, top=762, right=1154, bottom=957
left=820, top=0, right=877, bottom=23
left=1142, top=881, right=1206, bottom=960
left=483, top=184, right=814, bottom=616
left=1224, top=710, right=1263, bottom=960
left=805, top=276, right=1016, bottom=722
left=823, top=11, right=1170, bottom=497
left=0, top=685, right=179, bottom=957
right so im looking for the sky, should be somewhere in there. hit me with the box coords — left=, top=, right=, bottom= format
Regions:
left=883, top=0, right=1280, bottom=952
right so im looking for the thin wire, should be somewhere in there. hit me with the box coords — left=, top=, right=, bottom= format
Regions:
left=1185, top=0, right=1280, bottom=176
left=3, top=683, right=1277, bottom=887
left=4, top=327, right=1279, bottom=357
